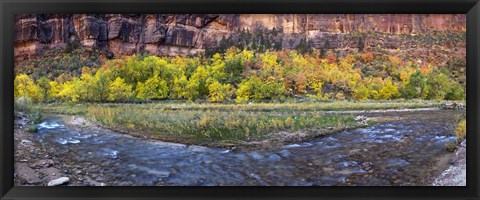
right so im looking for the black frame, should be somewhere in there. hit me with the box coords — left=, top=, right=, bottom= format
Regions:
left=1, top=0, right=479, bottom=199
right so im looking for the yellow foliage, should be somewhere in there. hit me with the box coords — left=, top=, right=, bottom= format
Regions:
left=208, top=81, right=232, bottom=103
left=14, top=74, right=43, bottom=102
left=109, top=77, right=133, bottom=102
left=455, top=120, right=466, bottom=142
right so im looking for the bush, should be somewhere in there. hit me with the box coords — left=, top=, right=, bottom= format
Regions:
left=444, top=141, right=457, bottom=152
left=28, top=111, right=43, bottom=124
left=14, top=97, right=33, bottom=112
left=27, top=125, right=38, bottom=133
left=455, top=119, right=466, bottom=142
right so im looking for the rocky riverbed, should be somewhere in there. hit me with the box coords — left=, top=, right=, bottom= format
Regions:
left=14, top=112, right=106, bottom=186
left=14, top=109, right=464, bottom=186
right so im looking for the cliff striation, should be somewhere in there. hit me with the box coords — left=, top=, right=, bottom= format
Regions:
left=14, top=14, right=466, bottom=60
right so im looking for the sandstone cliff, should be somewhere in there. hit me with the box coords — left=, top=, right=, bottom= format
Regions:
left=14, top=14, right=466, bottom=60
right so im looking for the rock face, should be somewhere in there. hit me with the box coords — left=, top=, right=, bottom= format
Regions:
left=14, top=14, right=465, bottom=60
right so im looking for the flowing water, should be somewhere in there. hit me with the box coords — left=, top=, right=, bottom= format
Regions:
left=31, top=110, right=460, bottom=186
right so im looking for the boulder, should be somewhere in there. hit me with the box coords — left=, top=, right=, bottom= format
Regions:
left=47, top=177, right=70, bottom=186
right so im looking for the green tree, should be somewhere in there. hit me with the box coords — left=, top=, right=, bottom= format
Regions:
left=402, top=70, right=428, bottom=99
left=445, top=83, right=465, bottom=100
left=93, top=71, right=111, bottom=102
left=37, top=77, right=51, bottom=102
left=426, top=70, right=451, bottom=100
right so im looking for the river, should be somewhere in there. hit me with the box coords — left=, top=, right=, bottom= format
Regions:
left=28, top=109, right=460, bottom=186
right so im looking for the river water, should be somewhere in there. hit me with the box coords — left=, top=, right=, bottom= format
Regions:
left=31, top=110, right=460, bottom=186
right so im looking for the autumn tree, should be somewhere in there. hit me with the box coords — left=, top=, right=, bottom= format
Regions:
left=109, top=77, right=133, bottom=102
left=14, top=74, right=42, bottom=102
left=377, top=79, right=401, bottom=100
left=208, top=81, right=233, bottom=102
left=135, top=75, right=169, bottom=100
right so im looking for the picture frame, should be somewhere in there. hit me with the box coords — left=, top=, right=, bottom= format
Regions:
left=1, top=0, right=479, bottom=199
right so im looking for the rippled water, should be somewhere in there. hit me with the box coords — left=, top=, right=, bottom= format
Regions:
left=32, top=110, right=460, bottom=186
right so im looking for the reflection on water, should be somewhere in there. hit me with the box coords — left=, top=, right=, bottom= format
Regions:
left=31, top=110, right=459, bottom=186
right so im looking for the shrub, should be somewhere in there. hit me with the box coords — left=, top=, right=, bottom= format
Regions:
left=27, top=125, right=38, bottom=133
left=444, top=141, right=458, bottom=152
left=15, top=97, right=33, bottom=112
left=28, top=111, right=43, bottom=124
left=455, top=119, right=466, bottom=142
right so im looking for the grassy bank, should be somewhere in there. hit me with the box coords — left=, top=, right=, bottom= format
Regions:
left=32, top=100, right=457, bottom=148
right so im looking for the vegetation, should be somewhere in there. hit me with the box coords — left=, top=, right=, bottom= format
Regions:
left=27, top=125, right=38, bottom=133
left=444, top=141, right=458, bottom=152
left=455, top=119, right=466, bottom=142
left=15, top=47, right=109, bottom=80
left=34, top=100, right=456, bottom=146
left=14, top=46, right=465, bottom=104
left=13, top=28, right=466, bottom=147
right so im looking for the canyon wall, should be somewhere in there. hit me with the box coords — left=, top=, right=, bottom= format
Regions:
left=14, top=14, right=466, bottom=60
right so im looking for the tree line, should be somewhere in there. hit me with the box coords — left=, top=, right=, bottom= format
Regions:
left=14, top=47, right=465, bottom=104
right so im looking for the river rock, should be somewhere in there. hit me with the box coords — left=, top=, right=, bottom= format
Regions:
left=442, top=103, right=465, bottom=110
left=15, top=163, right=42, bottom=184
left=31, top=159, right=54, bottom=169
left=40, top=167, right=62, bottom=180
left=47, top=177, right=70, bottom=186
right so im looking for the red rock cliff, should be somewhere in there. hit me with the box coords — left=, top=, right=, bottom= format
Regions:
left=14, top=14, right=466, bottom=60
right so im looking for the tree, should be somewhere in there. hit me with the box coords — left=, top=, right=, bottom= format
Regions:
left=58, top=78, right=82, bottom=102
left=402, top=70, right=428, bottom=99
left=171, top=75, right=189, bottom=99
left=93, top=71, right=111, bottom=102
left=308, top=81, right=327, bottom=100
left=208, top=81, right=233, bottom=102
left=14, top=74, right=43, bottom=102
left=79, top=72, right=96, bottom=102
left=135, top=75, right=169, bottom=100
left=48, top=80, right=62, bottom=100
left=236, top=82, right=253, bottom=103
left=445, top=83, right=465, bottom=100
left=377, top=79, right=401, bottom=100
left=37, top=77, right=51, bottom=102
left=426, top=70, right=451, bottom=100
left=109, top=77, right=133, bottom=102
left=352, top=84, right=370, bottom=100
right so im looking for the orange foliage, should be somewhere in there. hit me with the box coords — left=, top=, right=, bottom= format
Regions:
left=361, top=52, right=374, bottom=63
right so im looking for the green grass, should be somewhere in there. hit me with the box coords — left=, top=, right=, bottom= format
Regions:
left=27, top=125, right=38, bottom=133
left=32, top=99, right=457, bottom=147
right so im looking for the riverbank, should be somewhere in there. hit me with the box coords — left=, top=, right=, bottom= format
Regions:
left=14, top=112, right=107, bottom=186
left=432, top=140, right=466, bottom=186
left=32, top=100, right=460, bottom=149
left=14, top=108, right=462, bottom=186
